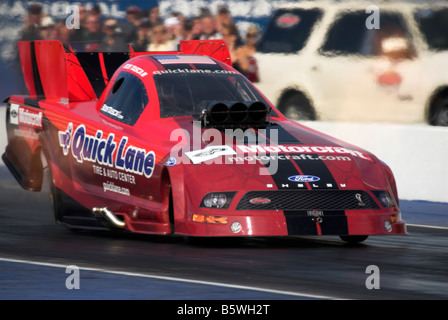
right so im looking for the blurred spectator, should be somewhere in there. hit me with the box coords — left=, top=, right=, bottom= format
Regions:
left=215, top=5, right=233, bottom=34
left=165, top=16, right=179, bottom=40
left=169, top=11, right=186, bottom=25
left=78, top=6, right=89, bottom=26
left=15, top=2, right=257, bottom=59
left=199, top=7, right=212, bottom=18
left=71, top=6, right=88, bottom=45
left=222, top=23, right=260, bottom=82
left=89, top=5, right=102, bottom=21
left=221, top=23, right=239, bottom=63
left=133, top=18, right=152, bottom=51
left=244, top=25, right=260, bottom=52
left=39, top=16, right=56, bottom=40
left=82, top=13, right=103, bottom=52
left=165, top=16, right=183, bottom=50
left=182, top=19, right=195, bottom=41
left=149, top=7, right=162, bottom=25
left=20, top=3, right=43, bottom=40
left=147, top=22, right=174, bottom=51
left=121, top=5, right=142, bottom=46
left=167, top=16, right=199, bottom=50
left=199, top=14, right=222, bottom=40
left=99, top=18, right=127, bottom=52
left=236, top=25, right=260, bottom=82
left=190, top=17, right=203, bottom=40
left=54, top=20, right=72, bottom=44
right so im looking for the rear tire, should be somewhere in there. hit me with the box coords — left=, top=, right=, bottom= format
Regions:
left=47, top=166, right=81, bottom=232
left=430, top=95, right=448, bottom=126
left=46, top=161, right=102, bottom=231
left=46, top=162, right=63, bottom=224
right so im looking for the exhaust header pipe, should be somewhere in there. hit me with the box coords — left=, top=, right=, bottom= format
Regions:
left=201, top=100, right=270, bottom=128
left=92, top=207, right=125, bottom=229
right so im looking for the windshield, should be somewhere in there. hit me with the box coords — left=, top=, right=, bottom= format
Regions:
left=154, top=71, right=274, bottom=118
left=414, top=8, right=448, bottom=51
left=258, top=8, right=323, bottom=53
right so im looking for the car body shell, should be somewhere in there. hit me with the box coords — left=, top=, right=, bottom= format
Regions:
left=2, top=40, right=406, bottom=241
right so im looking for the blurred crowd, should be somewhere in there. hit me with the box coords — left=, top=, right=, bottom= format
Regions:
left=20, top=3, right=260, bottom=82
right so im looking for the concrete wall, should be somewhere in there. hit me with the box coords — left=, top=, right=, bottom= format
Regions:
left=302, top=121, right=448, bottom=203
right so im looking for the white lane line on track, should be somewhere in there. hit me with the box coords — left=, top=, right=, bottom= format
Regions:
left=407, top=224, right=448, bottom=230
left=0, top=257, right=338, bottom=300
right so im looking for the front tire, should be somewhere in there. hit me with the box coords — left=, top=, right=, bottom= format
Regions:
left=340, top=235, right=368, bottom=244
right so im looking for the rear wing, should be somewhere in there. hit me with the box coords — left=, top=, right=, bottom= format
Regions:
left=17, top=40, right=231, bottom=103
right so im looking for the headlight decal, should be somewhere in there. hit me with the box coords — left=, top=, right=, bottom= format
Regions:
left=372, top=190, right=396, bottom=208
left=200, top=191, right=237, bottom=209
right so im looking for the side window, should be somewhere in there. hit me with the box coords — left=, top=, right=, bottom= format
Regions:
left=414, top=8, right=448, bottom=51
left=320, top=12, right=367, bottom=56
left=258, top=8, right=323, bottom=53
left=320, top=11, right=416, bottom=59
left=100, top=71, right=148, bottom=125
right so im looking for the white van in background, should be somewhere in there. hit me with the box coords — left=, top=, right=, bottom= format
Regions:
left=254, top=1, right=448, bottom=125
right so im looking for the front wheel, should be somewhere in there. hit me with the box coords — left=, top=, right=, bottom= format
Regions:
left=339, top=235, right=368, bottom=244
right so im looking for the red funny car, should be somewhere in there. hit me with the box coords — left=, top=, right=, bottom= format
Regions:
left=2, top=40, right=406, bottom=243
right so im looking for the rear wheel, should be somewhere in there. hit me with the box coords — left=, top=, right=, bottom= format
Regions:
left=46, top=160, right=102, bottom=231
left=278, top=92, right=316, bottom=121
left=339, top=235, right=368, bottom=244
left=429, top=95, right=448, bottom=126
left=47, top=165, right=80, bottom=232
left=42, top=156, right=62, bottom=224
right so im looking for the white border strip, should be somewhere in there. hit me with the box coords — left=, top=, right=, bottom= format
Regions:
left=406, top=223, right=448, bottom=230
left=0, top=257, right=338, bottom=300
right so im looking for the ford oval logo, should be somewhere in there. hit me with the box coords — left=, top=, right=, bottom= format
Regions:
left=249, top=198, right=271, bottom=204
left=288, top=175, right=320, bottom=182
